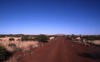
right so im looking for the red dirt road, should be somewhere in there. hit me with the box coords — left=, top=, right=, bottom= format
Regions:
left=19, top=37, right=100, bottom=62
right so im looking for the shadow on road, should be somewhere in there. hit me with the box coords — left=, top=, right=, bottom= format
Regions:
left=78, top=52, right=100, bottom=59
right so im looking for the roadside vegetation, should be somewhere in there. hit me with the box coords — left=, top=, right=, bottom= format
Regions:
left=82, top=35, right=100, bottom=40
left=0, top=45, right=12, bottom=62
left=0, top=34, right=100, bottom=62
left=0, top=34, right=50, bottom=62
left=21, top=35, right=35, bottom=41
left=0, top=37, right=39, bottom=52
left=35, top=34, right=49, bottom=42
left=9, top=37, right=15, bottom=41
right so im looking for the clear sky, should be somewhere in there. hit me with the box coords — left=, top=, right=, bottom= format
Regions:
left=0, top=0, right=100, bottom=35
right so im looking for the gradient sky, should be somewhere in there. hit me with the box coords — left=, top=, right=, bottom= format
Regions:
left=0, top=0, right=100, bottom=35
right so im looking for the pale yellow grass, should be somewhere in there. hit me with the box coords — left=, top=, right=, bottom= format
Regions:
left=0, top=37, right=39, bottom=52
left=91, top=40, right=100, bottom=45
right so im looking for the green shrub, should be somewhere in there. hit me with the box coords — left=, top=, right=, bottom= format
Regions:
left=35, top=35, right=49, bottom=42
left=21, top=36, right=34, bottom=41
left=9, top=37, right=15, bottom=41
left=8, top=43, right=16, bottom=47
left=0, top=45, right=12, bottom=62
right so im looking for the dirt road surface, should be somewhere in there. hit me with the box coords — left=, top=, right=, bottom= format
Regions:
left=19, top=37, right=100, bottom=62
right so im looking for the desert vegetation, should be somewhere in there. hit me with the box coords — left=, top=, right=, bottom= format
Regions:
left=0, top=34, right=100, bottom=62
left=9, top=37, right=15, bottom=41
left=21, top=35, right=35, bottom=41
left=0, top=40, right=39, bottom=52
left=0, top=34, right=52, bottom=52
left=0, top=35, right=40, bottom=62
left=0, top=34, right=53, bottom=62
left=0, top=36, right=39, bottom=52
left=35, top=34, right=49, bottom=42
left=65, top=35, right=100, bottom=47
left=0, top=45, right=12, bottom=62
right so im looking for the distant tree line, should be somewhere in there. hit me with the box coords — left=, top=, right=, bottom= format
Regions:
left=0, top=35, right=6, bottom=38
left=65, top=35, right=100, bottom=40
left=20, top=34, right=49, bottom=42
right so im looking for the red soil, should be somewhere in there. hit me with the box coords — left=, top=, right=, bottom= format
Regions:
left=12, top=37, right=100, bottom=62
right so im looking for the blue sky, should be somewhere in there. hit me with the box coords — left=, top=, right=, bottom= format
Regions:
left=0, top=0, right=100, bottom=35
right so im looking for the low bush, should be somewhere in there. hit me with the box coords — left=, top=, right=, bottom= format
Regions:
left=9, top=37, right=15, bottom=41
left=8, top=43, right=16, bottom=47
left=21, top=36, right=34, bottom=41
left=0, top=45, right=12, bottom=62
left=35, top=35, right=49, bottom=42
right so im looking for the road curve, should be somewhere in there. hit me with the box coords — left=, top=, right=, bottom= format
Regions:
left=19, top=37, right=100, bottom=62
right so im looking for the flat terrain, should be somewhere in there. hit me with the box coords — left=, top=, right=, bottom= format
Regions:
left=15, top=37, right=100, bottom=62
